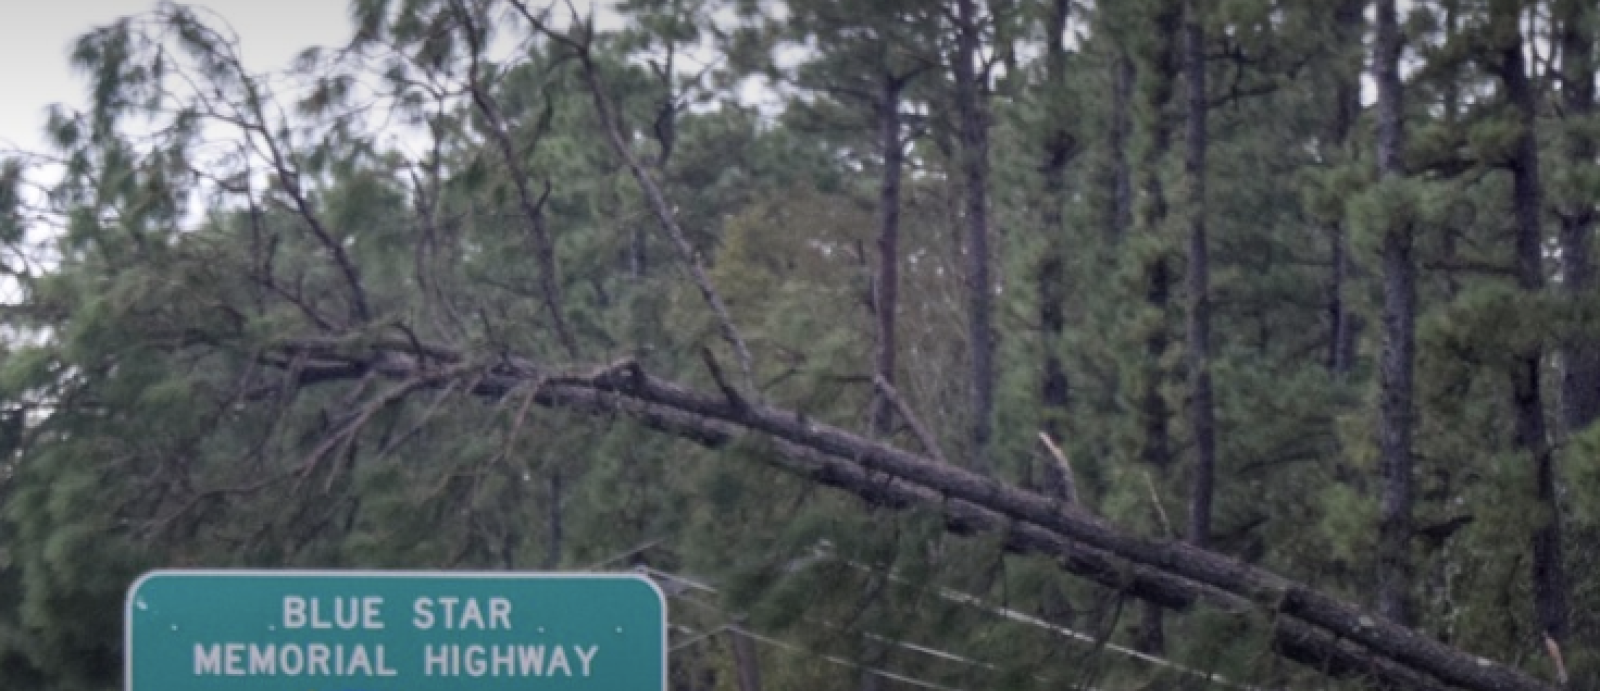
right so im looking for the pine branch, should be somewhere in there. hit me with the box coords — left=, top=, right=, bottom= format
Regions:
left=513, top=0, right=757, bottom=394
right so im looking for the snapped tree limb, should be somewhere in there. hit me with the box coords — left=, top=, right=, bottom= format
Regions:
left=260, top=337, right=1555, bottom=691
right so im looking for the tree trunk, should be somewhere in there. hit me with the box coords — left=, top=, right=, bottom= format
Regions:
left=1326, top=0, right=1363, bottom=375
left=730, top=628, right=763, bottom=691
left=1181, top=0, right=1216, bottom=549
left=1373, top=0, right=1417, bottom=628
left=1493, top=0, right=1569, bottom=643
left=1037, top=0, right=1073, bottom=498
left=953, top=0, right=995, bottom=474
left=870, top=76, right=907, bottom=437
left=1557, top=0, right=1600, bottom=433
left=1132, top=0, right=1182, bottom=654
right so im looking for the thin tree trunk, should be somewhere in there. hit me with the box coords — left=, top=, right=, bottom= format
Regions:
left=1182, top=0, right=1216, bottom=548
left=1492, top=0, right=1569, bottom=644
left=1326, top=0, right=1363, bottom=375
left=730, top=628, right=763, bottom=691
left=1037, top=0, right=1073, bottom=498
left=1108, top=52, right=1134, bottom=244
left=870, top=76, right=906, bottom=437
left=1373, top=0, right=1416, bottom=628
left=1557, top=0, right=1600, bottom=432
left=953, top=0, right=995, bottom=474
left=1132, top=0, right=1182, bottom=654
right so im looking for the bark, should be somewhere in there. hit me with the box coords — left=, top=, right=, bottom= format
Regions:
left=870, top=75, right=907, bottom=437
left=1037, top=0, right=1073, bottom=498
left=1493, top=0, right=1569, bottom=642
left=1326, top=0, right=1363, bottom=375
left=1181, top=0, right=1216, bottom=548
left=1133, top=0, right=1182, bottom=654
left=731, top=628, right=763, bottom=691
left=261, top=335, right=1558, bottom=691
left=1557, top=0, right=1600, bottom=432
left=1374, top=0, right=1417, bottom=628
left=953, top=0, right=995, bottom=474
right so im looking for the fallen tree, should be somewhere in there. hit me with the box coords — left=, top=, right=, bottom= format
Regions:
left=262, top=336, right=1557, bottom=691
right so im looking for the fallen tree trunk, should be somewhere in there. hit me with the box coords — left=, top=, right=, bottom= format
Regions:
left=265, top=340, right=1554, bottom=691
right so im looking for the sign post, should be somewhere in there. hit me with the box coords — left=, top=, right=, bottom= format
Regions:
left=125, top=570, right=666, bottom=691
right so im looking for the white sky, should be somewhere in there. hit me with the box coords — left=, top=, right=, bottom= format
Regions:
left=0, top=1, right=357, bottom=153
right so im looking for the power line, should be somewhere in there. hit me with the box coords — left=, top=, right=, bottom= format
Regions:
left=640, top=566, right=1100, bottom=691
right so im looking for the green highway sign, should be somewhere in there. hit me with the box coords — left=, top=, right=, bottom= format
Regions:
left=125, top=570, right=666, bottom=691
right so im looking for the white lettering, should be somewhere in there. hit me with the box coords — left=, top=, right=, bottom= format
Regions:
left=280, top=644, right=304, bottom=675
left=194, top=644, right=222, bottom=675
left=466, top=645, right=488, bottom=677
left=424, top=644, right=450, bottom=676
left=283, top=596, right=307, bottom=629
left=307, top=643, right=330, bottom=675
left=490, top=597, right=512, bottom=630
left=310, top=598, right=331, bottom=629
left=493, top=645, right=516, bottom=677
left=548, top=646, right=571, bottom=677
left=437, top=596, right=460, bottom=628
left=365, top=597, right=385, bottom=630
left=518, top=645, right=545, bottom=675
left=224, top=643, right=246, bottom=676
left=413, top=598, right=435, bottom=630
left=576, top=645, right=598, bottom=677
left=460, top=599, right=485, bottom=629
left=248, top=644, right=276, bottom=674
left=347, top=644, right=372, bottom=676
left=412, top=644, right=596, bottom=678
left=377, top=644, right=397, bottom=676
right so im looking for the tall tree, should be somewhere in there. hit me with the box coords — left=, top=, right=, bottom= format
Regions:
left=1489, top=0, right=1568, bottom=647
left=762, top=0, right=934, bottom=437
left=1124, top=0, right=1183, bottom=654
left=1180, top=0, right=1215, bottom=548
left=1325, top=0, right=1364, bottom=375
left=952, top=0, right=995, bottom=473
left=1035, top=0, right=1076, bottom=499
left=1556, top=0, right=1600, bottom=432
left=1373, top=0, right=1417, bottom=627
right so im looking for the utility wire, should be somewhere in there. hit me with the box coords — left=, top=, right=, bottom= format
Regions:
left=641, top=566, right=1102, bottom=691
left=809, top=545, right=1267, bottom=691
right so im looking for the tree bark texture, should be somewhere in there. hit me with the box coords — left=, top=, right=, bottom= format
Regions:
left=953, top=0, right=995, bottom=474
left=870, top=75, right=907, bottom=437
left=1181, top=0, right=1216, bottom=549
left=1326, top=0, right=1363, bottom=375
left=1374, top=0, right=1417, bottom=628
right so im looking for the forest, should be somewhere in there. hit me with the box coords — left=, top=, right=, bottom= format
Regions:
left=0, top=0, right=1595, bottom=689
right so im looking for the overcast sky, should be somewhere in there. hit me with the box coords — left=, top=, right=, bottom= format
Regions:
left=0, top=2, right=355, bottom=152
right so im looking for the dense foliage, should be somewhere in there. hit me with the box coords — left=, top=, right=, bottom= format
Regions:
left=0, top=0, right=1597, bottom=689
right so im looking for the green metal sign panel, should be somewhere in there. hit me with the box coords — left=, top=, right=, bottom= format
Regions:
left=125, top=570, right=666, bottom=691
